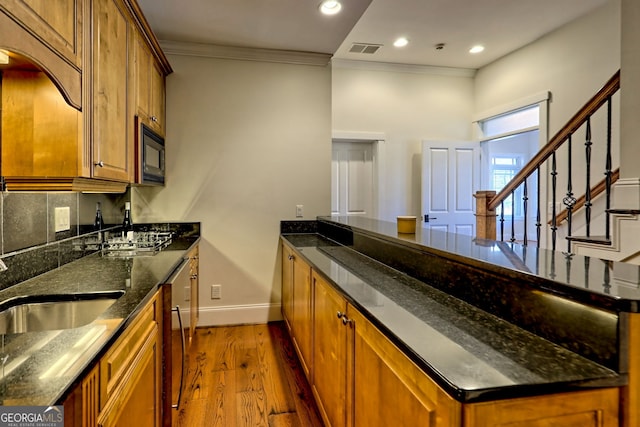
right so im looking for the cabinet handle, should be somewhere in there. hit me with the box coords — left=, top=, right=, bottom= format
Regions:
left=337, top=311, right=344, bottom=319
left=95, top=161, right=104, bottom=167
left=342, top=316, right=353, bottom=326
left=172, top=305, right=186, bottom=410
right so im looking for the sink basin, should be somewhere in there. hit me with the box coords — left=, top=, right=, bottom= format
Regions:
left=0, top=290, right=125, bottom=334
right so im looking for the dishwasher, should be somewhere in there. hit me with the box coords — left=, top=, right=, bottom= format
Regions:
left=166, top=257, right=190, bottom=410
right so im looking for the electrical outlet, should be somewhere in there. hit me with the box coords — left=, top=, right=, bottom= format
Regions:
left=211, top=284, right=222, bottom=299
left=296, top=204, right=303, bottom=218
left=184, top=285, right=190, bottom=302
left=54, top=207, right=71, bottom=232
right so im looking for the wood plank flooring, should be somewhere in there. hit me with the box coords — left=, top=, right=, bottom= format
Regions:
left=171, top=322, right=324, bottom=427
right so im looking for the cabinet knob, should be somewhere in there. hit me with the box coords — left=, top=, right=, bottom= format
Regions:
left=190, top=274, right=197, bottom=280
left=342, top=316, right=353, bottom=326
left=151, top=116, right=158, bottom=122
left=337, top=311, right=344, bottom=319
left=288, top=254, right=294, bottom=261
left=95, top=161, right=104, bottom=167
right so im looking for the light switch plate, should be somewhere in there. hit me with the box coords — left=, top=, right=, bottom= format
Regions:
left=54, top=207, right=71, bottom=232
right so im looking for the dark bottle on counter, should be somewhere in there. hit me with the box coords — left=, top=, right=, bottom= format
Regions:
left=122, top=201, right=133, bottom=240
left=94, top=202, right=104, bottom=230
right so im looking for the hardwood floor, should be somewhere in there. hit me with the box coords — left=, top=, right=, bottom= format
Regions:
left=171, top=322, right=324, bottom=427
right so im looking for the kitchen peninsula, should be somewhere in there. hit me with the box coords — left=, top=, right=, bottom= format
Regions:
left=281, top=216, right=636, bottom=426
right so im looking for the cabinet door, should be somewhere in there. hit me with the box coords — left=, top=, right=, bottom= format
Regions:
left=463, top=388, right=619, bottom=427
left=134, top=30, right=165, bottom=136
left=97, top=327, right=161, bottom=427
left=349, top=307, right=461, bottom=427
left=92, top=0, right=132, bottom=182
left=312, top=272, right=349, bottom=427
left=281, top=244, right=294, bottom=330
left=292, top=253, right=312, bottom=378
left=149, top=62, right=166, bottom=134
left=0, top=0, right=82, bottom=67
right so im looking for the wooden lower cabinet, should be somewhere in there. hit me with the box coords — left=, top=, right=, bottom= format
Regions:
left=282, top=242, right=313, bottom=378
left=97, top=328, right=161, bottom=427
left=62, top=290, right=164, bottom=427
left=282, top=249, right=620, bottom=427
left=312, top=272, right=349, bottom=427
left=349, top=307, right=460, bottom=427
left=463, top=388, right=619, bottom=426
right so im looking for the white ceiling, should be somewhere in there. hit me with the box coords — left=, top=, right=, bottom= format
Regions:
left=137, top=0, right=609, bottom=69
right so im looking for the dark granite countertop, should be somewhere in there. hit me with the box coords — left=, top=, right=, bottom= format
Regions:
left=281, top=233, right=624, bottom=403
left=319, top=216, right=640, bottom=313
left=0, top=236, right=199, bottom=406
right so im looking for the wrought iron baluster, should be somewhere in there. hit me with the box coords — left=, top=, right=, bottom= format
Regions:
left=536, top=167, right=541, bottom=248
left=523, top=179, right=528, bottom=245
left=563, top=134, right=576, bottom=253
left=500, top=201, right=505, bottom=242
left=605, top=97, right=613, bottom=241
left=510, top=190, right=516, bottom=243
left=585, top=116, right=593, bottom=236
left=551, top=151, right=558, bottom=251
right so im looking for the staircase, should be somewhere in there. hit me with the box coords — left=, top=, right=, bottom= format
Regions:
left=475, top=70, right=640, bottom=263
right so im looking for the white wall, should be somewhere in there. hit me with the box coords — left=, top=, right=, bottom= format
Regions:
left=331, top=63, right=475, bottom=221
left=133, top=54, right=331, bottom=325
left=474, top=0, right=620, bottom=135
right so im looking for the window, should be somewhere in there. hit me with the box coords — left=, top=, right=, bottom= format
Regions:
left=491, top=155, right=524, bottom=217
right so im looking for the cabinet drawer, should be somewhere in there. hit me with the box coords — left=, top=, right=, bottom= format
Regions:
left=100, top=295, right=159, bottom=408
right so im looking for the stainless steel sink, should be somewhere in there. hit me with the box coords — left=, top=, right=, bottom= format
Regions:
left=0, top=291, right=125, bottom=334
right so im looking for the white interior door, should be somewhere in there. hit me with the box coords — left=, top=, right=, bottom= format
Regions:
left=332, top=141, right=374, bottom=217
left=422, top=141, right=480, bottom=235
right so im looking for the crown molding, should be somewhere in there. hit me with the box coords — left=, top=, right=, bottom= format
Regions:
left=331, top=58, right=477, bottom=78
left=159, top=40, right=332, bottom=66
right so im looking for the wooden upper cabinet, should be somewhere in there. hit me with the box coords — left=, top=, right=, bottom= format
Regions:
left=1, top=0, right=82, bottom=67
left=134, top=28, right=166, bottom=135
left=0, top=0, right=82, bottom=109
left=0, top=0, right=171, bottom=192
left=91, top=0, right=134, bottom=183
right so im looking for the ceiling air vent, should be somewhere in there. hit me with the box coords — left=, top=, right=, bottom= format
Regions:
left=349, top=43, right=382, bottom=54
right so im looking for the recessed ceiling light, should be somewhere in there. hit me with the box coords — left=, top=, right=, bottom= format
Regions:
left=469, top=45, right=485, bottom=54
left=319, top=0, right=342, bottom=15
left=0, top=50, right=9, bottom=65
left=393, top=37, right=409, bottom=48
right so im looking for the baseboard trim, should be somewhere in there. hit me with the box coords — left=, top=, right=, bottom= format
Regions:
left=194, top=303, right=283, bottom=326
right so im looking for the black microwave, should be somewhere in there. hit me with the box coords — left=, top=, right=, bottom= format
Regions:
left=138, top=120, right=165, bottom=185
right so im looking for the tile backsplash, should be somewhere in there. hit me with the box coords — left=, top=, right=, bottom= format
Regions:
left=1, top=190, right=129, bottom=255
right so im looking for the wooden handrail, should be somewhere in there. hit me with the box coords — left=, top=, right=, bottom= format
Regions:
left=551, top=168, right=620, bottom=224
left=488, top=70, right=620, bottom=211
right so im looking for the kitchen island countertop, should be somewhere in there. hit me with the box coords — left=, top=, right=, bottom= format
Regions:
left=281, top=225, right=624, bottom=403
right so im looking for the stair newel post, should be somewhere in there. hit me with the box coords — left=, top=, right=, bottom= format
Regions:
left=474, top=190, right=497, bottom=240
left=585, top=116, right=593, bottom=237
left=551, top=151, right=558, bottom=251
left=605, top=97, right=613, bottom=241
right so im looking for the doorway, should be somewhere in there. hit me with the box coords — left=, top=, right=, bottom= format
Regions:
left=331, top=140, right=376, bottom=217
